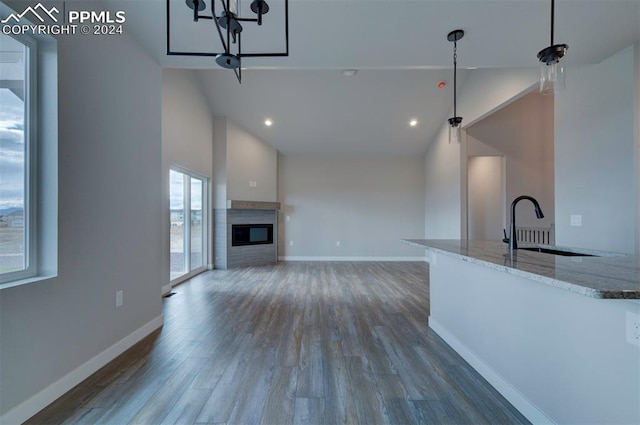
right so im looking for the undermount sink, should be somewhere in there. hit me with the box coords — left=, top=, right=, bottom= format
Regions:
left=519, top=247, right=598, bottom=257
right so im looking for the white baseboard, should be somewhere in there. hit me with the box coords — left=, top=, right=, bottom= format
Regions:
left=278, top=256, right=427, bottom=262
left=161, top=283, right=172, bottom=296
left=428, top=317, right=555, bottom=425
left=0, top=315, right=164, bottom=425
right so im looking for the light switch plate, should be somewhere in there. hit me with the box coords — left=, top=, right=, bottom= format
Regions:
left=570, top=215, right=582, bottom=227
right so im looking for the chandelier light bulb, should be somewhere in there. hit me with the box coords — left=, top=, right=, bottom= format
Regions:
left=228, top=0, right=238, bottom=15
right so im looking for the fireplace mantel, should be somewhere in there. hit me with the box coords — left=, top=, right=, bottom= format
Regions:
left=227, top=200, right=281, bottom=211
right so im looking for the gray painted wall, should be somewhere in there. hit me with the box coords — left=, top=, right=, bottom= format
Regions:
left=162, top=69, right=214, bottom=279
left=467, top=91, right=555, bottom=230
left=0, top=16, right=163, bottom=417
left=162, top=69, right=214, bottom=178
left=278, top=156, right=425, bottom=258
left=424, top=68, right=539, bottom=239
left=467, top=156, right=504, bottom=240
left=211, top=117, right=278, bottom=208
left=555, top=46, right=636, bottom=254
left=424, top=125, right=463, bottom=239
left=226, top=119, right=278, bottom=203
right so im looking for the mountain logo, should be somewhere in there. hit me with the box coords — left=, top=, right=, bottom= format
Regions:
left=1, top=3, right=59, bottom=24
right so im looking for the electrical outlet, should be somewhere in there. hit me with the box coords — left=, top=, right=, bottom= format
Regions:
left=286, top=215, right=290, bottom=222
left=336, top=241, right=341, bottom=247
left=115, top=290, right=123, bottom=308
left=626, top=312, right=640, bottom=347
left=249, top=181, right=257, bottom=187
left=289, top=240, right=294, bottom=246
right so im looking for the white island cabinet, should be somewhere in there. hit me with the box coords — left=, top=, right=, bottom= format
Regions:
left=403, top=239, right=640, bottom=425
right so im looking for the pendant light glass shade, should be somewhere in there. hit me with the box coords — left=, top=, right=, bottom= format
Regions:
left=448, top=116, right=462, bottom=144
left=538, top=44, right=568, bottom=95
left=449, top=124, right=462, bottom=144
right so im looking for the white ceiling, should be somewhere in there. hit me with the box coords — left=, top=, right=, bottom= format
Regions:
left=106, top=0, right=640, bottom=155
left=196, top=68, right=468, bottom=155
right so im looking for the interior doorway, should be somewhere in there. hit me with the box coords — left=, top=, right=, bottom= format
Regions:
left=467, top=156, right=505, bottom=240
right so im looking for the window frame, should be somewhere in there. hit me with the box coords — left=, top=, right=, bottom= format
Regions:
left=0, top=32, right=38, bottom=284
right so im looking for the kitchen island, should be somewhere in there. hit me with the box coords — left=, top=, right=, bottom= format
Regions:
left=403, top=239, right=640, bottom=425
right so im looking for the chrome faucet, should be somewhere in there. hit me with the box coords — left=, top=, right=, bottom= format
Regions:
left=506, top=195, right=544, bottom=251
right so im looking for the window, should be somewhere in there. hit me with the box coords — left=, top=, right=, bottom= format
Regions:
left=0, top=32, right=36, bottom=283
left=170, top=168, right=208, bottom=282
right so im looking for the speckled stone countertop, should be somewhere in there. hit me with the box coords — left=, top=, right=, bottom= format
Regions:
left=402, top=239, right=640, bottom=299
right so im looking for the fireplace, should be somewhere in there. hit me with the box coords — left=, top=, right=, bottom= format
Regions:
left=232, top=224, right=274, bottom=247
left=214, top=204, right=278, bottom=269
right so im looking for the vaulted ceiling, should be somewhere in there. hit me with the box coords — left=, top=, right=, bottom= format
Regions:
left=107, top=0, right=640, bottom=155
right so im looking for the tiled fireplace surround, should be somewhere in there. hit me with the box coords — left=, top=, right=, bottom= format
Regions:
left=214, top=206, right=278, bottom=269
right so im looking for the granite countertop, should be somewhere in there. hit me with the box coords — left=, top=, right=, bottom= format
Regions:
left=402, top=239, right=640, bottom=299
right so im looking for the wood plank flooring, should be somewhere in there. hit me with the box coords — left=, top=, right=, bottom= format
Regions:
left=26, top=262, right=530, bottom=425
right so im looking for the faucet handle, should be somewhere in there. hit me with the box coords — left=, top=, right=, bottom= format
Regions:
left=502, top=229, right=509, bottom=244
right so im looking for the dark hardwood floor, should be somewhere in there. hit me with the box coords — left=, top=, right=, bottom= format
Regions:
left=26, top=262, right=530, bottom=425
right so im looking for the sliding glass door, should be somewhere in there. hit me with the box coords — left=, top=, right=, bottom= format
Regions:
left=190, top=178, right=203, bottom=271
left=170, top=168, right=207, bottom=282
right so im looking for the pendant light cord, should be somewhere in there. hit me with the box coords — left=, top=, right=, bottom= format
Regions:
left=453, top=40, right=458, bottom=119
left=550, top=0, right=555, bottom=45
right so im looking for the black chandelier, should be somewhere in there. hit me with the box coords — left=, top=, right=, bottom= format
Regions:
left=537, top=0, right=568, bottom=94
left=447, top=29, right=464, bottom=144
left=166, top=0, right=289, bottom=83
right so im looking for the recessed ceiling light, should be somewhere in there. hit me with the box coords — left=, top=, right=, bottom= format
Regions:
left=409, top=119, right=418, bottom=127
left=342, top=69, right=358, bottom=77
left=264, top=119, right=273, bottom=127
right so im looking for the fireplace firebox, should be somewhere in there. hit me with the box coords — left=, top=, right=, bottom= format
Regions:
left=232, top=224, right=274, bottom=246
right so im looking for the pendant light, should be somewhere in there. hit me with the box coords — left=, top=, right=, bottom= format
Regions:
left=447, top=29, right=464, bottom=144
left=537, top=0, right=568, bottom=94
